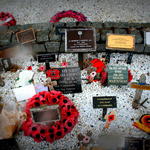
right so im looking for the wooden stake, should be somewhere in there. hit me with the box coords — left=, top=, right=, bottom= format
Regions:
left=132, top=74, right=146, bottom=109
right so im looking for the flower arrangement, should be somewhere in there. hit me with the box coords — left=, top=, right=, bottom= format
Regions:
left=50, top=10, right=87, bottom=23
left=0, top=12, right=16, bottom=26
left=86, top=58, right=133, bottom=85
left=22, top=90, right=79, bottom=143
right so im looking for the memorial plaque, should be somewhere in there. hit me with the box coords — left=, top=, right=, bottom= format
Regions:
left=93, top=96, right=117, bottom=108
left=106, top=34, right=135, bottom=51
left=16, top=28, right=36, bottom=44
left=37, top=53, right=56, bottom=63
left=65, top=28, right=96, bottom=52
left=54, top=67, right=82, bottom=94
left=125, top=137, right=144, bottom=150
left=108, top=65, right=128, bottom=85
left=145, top=32, right=150, bottom=46
left=30, top=105, right=60, bottom=124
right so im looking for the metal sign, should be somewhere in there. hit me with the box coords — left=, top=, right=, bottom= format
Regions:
left=65, top=28, right=96, bottom=52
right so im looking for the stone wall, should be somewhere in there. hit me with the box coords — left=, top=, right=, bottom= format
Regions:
left=0, top=22, right=150, bottom=54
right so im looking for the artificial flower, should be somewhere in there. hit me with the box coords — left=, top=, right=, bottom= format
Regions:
left=22, top=91, right=79, bottom=143
left=46, top=69, right=60, bottom=80
left=27, top=66, right=32, bottom=70
left=128, top=70, right=133, bottom=82
left=61, top=61, right=69, bottom=67
left=38, top=65, right=46, bottom=72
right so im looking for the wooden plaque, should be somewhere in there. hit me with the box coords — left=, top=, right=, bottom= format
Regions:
left=106, top=34, right=135, bottom=51
left=16, top=28, right=36, bottom=44
left=65, top=28, right=96, bottom=52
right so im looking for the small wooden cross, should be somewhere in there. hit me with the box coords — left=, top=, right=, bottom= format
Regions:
left=131, top=74, right=150, bottom=109
left=0, top=75, right=5, bottom=87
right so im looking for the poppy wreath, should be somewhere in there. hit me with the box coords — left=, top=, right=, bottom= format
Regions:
left=0, top=12, right=16, bottom=26
left=50, top=10, right=87, bottom=23
left=87, top=58, right=133, bottom=85
left=139, top=114, right=150, bottom=127
left=22, top=90, right=79, bottom=143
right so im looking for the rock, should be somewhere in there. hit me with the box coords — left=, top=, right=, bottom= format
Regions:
left=76, top=21, right=93, bottom=27
left=129, top=23, right=141, bottom=28
left=8, top=25, right=22, bottom=32
left=104, top=22, right=129, bottom=28
left=49, top=32, right=61, bottom=41
left=96, top=44, right=106, bottom=52
left=144, top=46, right=150, bottom=54
left=45, top=42, right=60, bottom=52
left=92, top=22, right=103, bottom=29
left=0, top=32, right=12, bottom=46
left=32, top=23, right=52, bottom=31
left=11, top=33, right=18, bottom=44
left=114, top=28, right=127, bottom=34
left=130, top=30, right=143, bottom=44
left=66, top=22, right=76, bottom=27
left=134, top=44, right=144, bottom=53
left=32, top=44, right=46, bottom=54
left=101, top=30, right=113, bottom=42
left=96, top=31, right=100, bottom=43
left=0, top=26, right=8, bottom=33
left=36, top=30, right=49, bottom=43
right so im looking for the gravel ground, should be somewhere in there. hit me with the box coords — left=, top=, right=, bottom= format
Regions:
left=0, top=52, right=150, bottom=150
left=0, top=0, right=150, bottom=150
left=0, top=0, right=150, bottom=24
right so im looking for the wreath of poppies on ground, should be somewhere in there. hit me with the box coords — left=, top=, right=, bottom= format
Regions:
left=50, top=10, right=87, bottom=23
left=22, top=90, right=79, bottom=143
left=0, top=12, right=16, bottom=26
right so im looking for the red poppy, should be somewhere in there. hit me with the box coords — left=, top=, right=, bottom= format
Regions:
left=61, top=62, right=68, bottom=67
left=108, top=115, right=115, bottom=122
left=90, top=59, right=106, bottom=73
left=128, top=70, right=133, bottom=82
left=27, top=66, right=32, bottom=70
left=46, top=69, right=60, bottom=80
left=100, top=72, right=108, bottom=85
left=38, top=65, right=46, bottom=72
left=22, top=91, right=79, bottom=143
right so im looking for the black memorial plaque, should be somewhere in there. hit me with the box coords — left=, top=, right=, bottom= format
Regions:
left=65, top=28, right=96, bottom=52
left=93, top=96, right=117, bottom=108
left=16, top=28, right=36, bottom=44
left=125, top=137, right=144, bottom=150
left=37, top=53, right=56, bottom=63
left=54, top=67, right=82, bottom=94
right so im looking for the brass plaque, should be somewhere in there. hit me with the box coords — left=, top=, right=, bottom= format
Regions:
left=16, top=28, right=36, bottom=44
left=106, top=34, right=135, bottom=51
left=65, top=28, right=96, bottom=52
